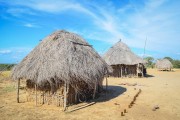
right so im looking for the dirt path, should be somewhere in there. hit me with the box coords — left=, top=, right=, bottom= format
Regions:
left=0, top=69, right=180, bottom=120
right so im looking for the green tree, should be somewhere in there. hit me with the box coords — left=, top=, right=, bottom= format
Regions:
left=173, top=60, right=180, bottom=68
left=144, top=57, right=154, bottom=68
left=0, top=64, right=16, bottom=71
left=164, top=57, right=173, bottom=63
left=163, top=57, right=180, bottom=68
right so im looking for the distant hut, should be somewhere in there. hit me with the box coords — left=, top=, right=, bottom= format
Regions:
left=103, top=40, right=145, bottom=77
left=11, top=30, right=110, bottom=109
left=155, top=59, right=173, bottom=71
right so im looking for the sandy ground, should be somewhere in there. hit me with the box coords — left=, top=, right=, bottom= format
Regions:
left=0, top=69, right=180, bottom=120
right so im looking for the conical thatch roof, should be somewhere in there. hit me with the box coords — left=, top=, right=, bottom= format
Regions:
left=12, top=30, right=109, bottom=88
left=155, top=59, right=173, bottom=70
left=103, top=41, right=144, bottom=65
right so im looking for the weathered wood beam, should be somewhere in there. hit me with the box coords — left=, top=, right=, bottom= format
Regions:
left=65, top=102, right=96, bottom=113
left=35, top=84, right=37, bottom=106
left=93, top=82, right=97, bottom=99
left=63, top=82, right=67, bottom=111
left=17, top=78, right=20, bottom=103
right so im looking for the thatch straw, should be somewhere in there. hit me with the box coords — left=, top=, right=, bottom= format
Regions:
left=11, top=30, right=110, bottom=90
left=155, top=59, right=173, bottom=70
left=103, top=41, right=144, bottom=65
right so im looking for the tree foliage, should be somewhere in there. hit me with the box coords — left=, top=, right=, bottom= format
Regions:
left=0, top=64, right=16, bottom=71
left=164, top=57, right=173, bottom=63
left=173, top=60, right=180, bottom=68
left=163, top=57, right=180, bottom=68
left=144, top=57, right=154, bottom=68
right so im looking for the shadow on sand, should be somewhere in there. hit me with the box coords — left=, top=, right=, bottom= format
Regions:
left=145, top=74, right=155, bottom=77
left=93, top=85, right=127, bottom=102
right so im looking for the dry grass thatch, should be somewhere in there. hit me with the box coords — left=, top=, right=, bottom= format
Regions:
left=103, top=41, right=144, bottom=65
left=155, top=59, right=173, bottom=70
left=11, top=30, right=110, bottom=90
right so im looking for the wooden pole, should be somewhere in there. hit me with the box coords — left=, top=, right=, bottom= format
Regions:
left=142, top=64, right=144, bottom=77
left=63, top=82, right=67, bottom=111
left=67, top=83, right=69, bottom=105
left=42, top=91, right=45, bottom=104
left=17, top=78, right=20, bottom=103
left=35, top=84, right=37, bottom=106
left=93, top=82, right=97, bottom=99
left=137, top=64, right=139, bottom=77
left=121, top=66, right=122, bottom=78
left=75, top=89, right=77, bottom=103
left=106, top=75, right=108, bottom=97
left=118, top=65, right=120, bottom=77
left=106, top=76, right=108, bottom=91
left=65, top=102, right=96, bottom=113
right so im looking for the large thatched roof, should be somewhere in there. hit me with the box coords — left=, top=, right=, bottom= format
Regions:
left=12, top=30, right=109, bottom=87
left=103, top=41, right=144, bottom=65
left=155, top=59, right=173, bottom=70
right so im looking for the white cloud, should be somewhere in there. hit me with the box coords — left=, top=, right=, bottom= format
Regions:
left=2, top=0, right=180, bottom=59
left=138, top=53, right=152, bottom=57
left=117, top=0, right=180, bottom=53
left=2, top=0, right=122, bottom=43
left=5, top=0, right=95, bottom=16
left=23, top=23, right=39, bottom=28
left=0, top=47, right=32, bottom=63
left=0, top=50, right=12, bottom=54
left=6, top=8, right=36, bottom=17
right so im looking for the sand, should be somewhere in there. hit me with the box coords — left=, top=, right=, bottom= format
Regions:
left=0, top=69, right=180, bottom=120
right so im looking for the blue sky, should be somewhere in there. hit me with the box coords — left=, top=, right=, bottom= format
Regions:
left=0, top=0, right=180, bottom=63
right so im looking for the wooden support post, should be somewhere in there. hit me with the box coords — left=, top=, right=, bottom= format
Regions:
left=67, top=83, right=69, bottom=105
left=93, top=82, right=97, bottom=99
left=35, top=84, right=37, bottom=106
left=137, top=64, right=139, bottom=77
left=121, top=66, right=122, bottom=78
left=75, top=89, right=77, bottom=103
left=106, top=76, right=108, bottom=91
left=105, top=76, right=108, bottom=97
left=119, top=65, right=120, bottom=77
left=17, top=78, right=20, bottom=103
left=63, top=82, right=67, bottom=111
left=42, top=91, right=45, bottom=104
left=142, top=65, right=144, bottom=77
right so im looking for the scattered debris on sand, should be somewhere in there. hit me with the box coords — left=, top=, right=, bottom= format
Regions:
left=114, top=103, right=120, bottom=105
left=119, top=83, right=137, bottom=86
left=0, top=106, right=4, bottom=109
left=152, top=105, right=160, bottom=111
left=119, top=83, right=148, bottom=87
left=129, top=89, right=141, bottom=108
left=65, top=102, right=96, bottom=113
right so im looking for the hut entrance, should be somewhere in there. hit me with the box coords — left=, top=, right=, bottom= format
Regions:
left=111, top=64, right=138, bottom=78
left=137, top=63, right=144, bottom=77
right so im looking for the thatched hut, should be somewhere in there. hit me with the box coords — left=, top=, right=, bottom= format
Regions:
left=103, top=40, right=145, bottom=77
left=155, top=59, right=173, bottom=71
left=11, top=30, right=110, bottom=109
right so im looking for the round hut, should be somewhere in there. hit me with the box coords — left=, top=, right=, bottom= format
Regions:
left=11, top=30, right=109, bottom=109
left=155, top=59, right=173, bottom=71
left=103, top=40, right=145, bottom=77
